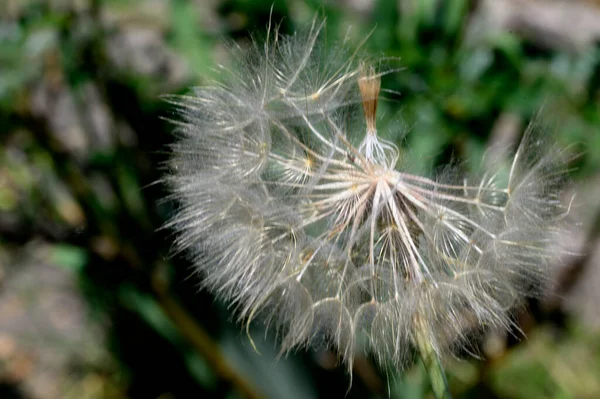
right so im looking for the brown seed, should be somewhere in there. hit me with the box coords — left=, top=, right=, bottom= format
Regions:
left=358, top=64, right=381, bottom=135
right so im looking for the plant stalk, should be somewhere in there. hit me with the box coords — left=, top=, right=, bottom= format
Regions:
left=414, top=315, right=452, bottom=399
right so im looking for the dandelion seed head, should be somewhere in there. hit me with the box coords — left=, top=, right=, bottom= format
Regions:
left=165, top=17, right=575, bottom=371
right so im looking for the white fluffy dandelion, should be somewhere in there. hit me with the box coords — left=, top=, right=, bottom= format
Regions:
left=165, top=17, right=574, bottom=375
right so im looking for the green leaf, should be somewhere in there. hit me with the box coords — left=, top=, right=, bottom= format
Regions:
left=49, top=244, right=89, bottom=273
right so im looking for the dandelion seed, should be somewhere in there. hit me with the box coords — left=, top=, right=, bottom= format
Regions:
left=165, top=16, right=575, bottom=388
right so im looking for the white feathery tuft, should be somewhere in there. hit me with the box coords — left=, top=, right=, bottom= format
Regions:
left=164, top=17, right=575, bottom=371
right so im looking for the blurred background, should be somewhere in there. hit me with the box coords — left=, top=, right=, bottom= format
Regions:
left=1, top=0, right=600, bottom=398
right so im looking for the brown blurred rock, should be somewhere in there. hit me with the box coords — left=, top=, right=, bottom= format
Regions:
left=101, top=0, right=171, bottom=33
left=30, top=75, right=119, bottom=160
left=105, top=27, right=190, bottom=89
left=31, top=80, right=89, bottom=158
left=470, top=0, right=600, bottom=52
left=563, top=236, right=600, bottom=330
left=556, top=173, right=600, bottom=330
left=0, top=242, right=123, bottom=399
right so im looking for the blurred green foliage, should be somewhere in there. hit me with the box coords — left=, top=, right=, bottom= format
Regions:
left=1, top=0, right=599, bottom=398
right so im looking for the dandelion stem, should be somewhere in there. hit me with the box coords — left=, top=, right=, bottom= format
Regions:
left=414, top=315, right=452, bottom=399
left=151, top=268, right=263, bottom=399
